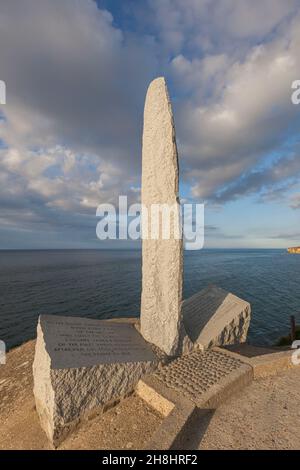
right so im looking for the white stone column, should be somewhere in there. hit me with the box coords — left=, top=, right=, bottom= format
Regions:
left=140, top=77, right=183, bottom=356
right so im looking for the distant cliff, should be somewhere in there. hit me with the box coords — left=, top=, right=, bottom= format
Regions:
left=288, top=246, right=300, bottom=254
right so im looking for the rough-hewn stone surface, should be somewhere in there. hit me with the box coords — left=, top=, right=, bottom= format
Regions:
left=183, top=285, right=251, bottom=351
left=140, top=77, right=183, bottom=357
left=33, top=315, right=160, bottom=446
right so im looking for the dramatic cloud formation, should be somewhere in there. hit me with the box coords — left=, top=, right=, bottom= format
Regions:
left=149, top=0, right=298, bottom=50
left=0, top=0, right=299, bottom=248
left=167, top=2, right=300, bottom=203
left=0, top=0, right=157, bottom=246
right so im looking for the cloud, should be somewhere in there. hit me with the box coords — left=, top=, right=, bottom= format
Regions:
left=170, top=12, right=300, bottom=203
left=0, top=0, right=157, bottom=243
left=209, top=153, right=300, bottom=204
left=148, top=0, right=299, bottom=54
left=269, top=230, right=300, bottom=240
left=0, top=0, right=155, bottom=153
left=141, top=0, right=300, bottom=206
left=290, top=193, right=300, bottom=209
left=0, top=0, right=300, bottom=247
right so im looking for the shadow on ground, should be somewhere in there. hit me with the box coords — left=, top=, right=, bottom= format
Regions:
left=171, top=408, right=215, bottom=450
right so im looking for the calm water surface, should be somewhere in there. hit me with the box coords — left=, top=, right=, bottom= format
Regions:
left=0, top=249, right=299, bottom=350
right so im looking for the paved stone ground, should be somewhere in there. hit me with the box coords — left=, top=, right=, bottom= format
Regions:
left=154, top=349, right=244, bottom=403
left=176, top=366, right=300, bottom=450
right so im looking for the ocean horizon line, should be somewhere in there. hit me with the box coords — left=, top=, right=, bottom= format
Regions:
left=0, top=247, right=287, bottom=252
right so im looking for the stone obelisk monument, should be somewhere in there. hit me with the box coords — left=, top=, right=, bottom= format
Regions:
left=140, top=77, right=183, bottom=356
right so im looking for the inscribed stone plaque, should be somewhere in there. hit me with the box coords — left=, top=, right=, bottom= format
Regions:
left=40, top=314, right=156, bottom=368
left=33, top=315, right=159, bottom=446
left=183, top=285, right=251, bottom=350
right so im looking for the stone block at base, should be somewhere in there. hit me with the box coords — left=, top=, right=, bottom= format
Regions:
left=183, top=285, right=251, bottom=350
left=33, top=315, right=160, bottom=446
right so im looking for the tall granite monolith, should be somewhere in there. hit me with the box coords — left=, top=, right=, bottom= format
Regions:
left=140, top=77, right=183, bottom=356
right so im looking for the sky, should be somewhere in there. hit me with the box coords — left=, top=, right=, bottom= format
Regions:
left=0, top=0, right=299, bottom=249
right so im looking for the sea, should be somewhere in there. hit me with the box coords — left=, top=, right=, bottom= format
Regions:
left=0, top=249, right=299, bottom=351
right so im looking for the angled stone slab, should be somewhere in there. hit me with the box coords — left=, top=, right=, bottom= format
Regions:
left=140, top=77, right=183, bottom=357
left=183, top=285, right=251, bottom=351
left=33, top=315, right=160, bottom=446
